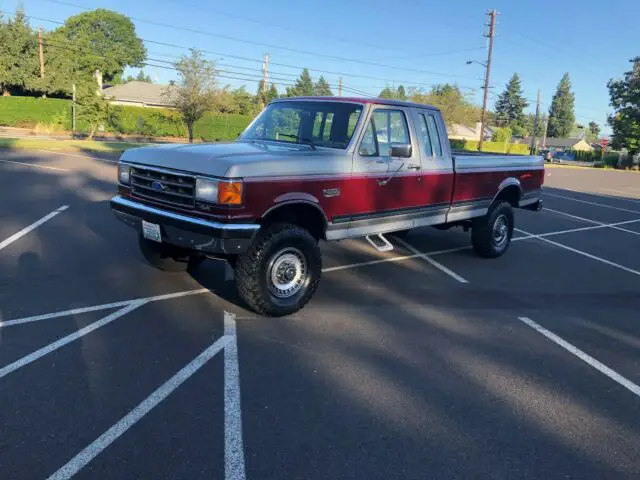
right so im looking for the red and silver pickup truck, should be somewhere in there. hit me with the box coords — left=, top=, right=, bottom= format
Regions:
left=111, top=97, right=544, bottom=315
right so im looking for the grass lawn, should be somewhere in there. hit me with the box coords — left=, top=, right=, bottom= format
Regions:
left=0, top=138, right=146, bottom=155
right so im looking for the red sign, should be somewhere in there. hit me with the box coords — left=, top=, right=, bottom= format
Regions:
left=600, top=139, right=609, bottom=148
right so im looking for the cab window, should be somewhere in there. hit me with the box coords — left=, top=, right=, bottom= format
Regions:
left=359, top=109, right=410, bottom=157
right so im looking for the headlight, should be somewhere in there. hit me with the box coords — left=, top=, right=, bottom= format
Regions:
left=195, top=178, right=219, bottom=202
left=118, top=163, right=131, bottom=185
left=195, top=178, right=243, bottom=205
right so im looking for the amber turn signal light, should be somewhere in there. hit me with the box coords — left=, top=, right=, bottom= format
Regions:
left=218, top=181, right=243, bottom=205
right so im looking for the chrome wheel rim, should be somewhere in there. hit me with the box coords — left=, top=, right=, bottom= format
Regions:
left=267, top=247, right=307, bottom=298
left=493, top=214, right=509, bottom=247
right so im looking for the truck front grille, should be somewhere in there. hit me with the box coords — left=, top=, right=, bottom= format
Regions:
left=130, top=166, right=196, bottom=209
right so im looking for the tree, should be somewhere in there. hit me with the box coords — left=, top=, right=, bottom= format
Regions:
left=49, top=9, right=146, bottom=84
left=494, top=73, right=528, bottom=132
left=608, top=57, right=640, bottom=154
left=231, top=86, right=255, bottom=115
left=588, top=121, right=600, bottom=141
left=76, top=77, right=108, bottom=139
left=410, top=84, right=481, bottom=127
left=378, top=85, right=407, bottom=100
left=171, top=49, right=217, bottom=143
left=266, top=83, right=279, bottom=103
left=313, top=75, right=333, bottom=96
left=0, top=8, right=38, bottom=95
left=378, top=87, right=395, bottom=99
left=492, top=127, right=512, bottom=143
left=547, top=73, right=576, bottom=138
left=286, top=68, right=313, bottom=97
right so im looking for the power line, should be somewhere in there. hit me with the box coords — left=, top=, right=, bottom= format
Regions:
left=153, top=0, right=485, bottom=60
left=7, top=10, right=479, bottom=91
left=37, top=0, right=481, bottom=81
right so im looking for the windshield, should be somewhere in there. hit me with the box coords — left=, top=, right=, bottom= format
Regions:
left=240, top=101, right=363, bottom=149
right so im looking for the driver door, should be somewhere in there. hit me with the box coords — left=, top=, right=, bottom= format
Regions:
left=349, top=107, right=423, bottom=235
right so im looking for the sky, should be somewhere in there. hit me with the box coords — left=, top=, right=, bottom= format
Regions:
left=12, top=0, right=640, bottom=134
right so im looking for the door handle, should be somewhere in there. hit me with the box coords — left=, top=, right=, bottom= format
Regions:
left=407, top=164, right=421, bottom=171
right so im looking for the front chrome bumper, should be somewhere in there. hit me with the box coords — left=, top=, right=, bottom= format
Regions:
left=110, top=195, right=260, bottom=254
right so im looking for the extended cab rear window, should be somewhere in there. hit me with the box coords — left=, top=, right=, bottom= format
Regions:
left=241, top=101, right=363, bottom=149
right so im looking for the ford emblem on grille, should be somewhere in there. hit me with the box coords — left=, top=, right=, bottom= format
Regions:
left=151, top=181, right=166, bottom=192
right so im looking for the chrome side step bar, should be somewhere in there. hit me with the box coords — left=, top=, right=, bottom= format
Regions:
left=365, top=233, right=394, bottom=252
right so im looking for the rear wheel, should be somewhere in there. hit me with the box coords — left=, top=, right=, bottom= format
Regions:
left=471, top=201, right=514, bottom=258
left=235, top=223, right=322, bottom=316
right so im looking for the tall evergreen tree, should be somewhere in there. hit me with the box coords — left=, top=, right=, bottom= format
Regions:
left=379, top=87, right=395, bottom=99
left=397, top=85, right=407, bottom=100
left=266, top=83, right=279, bottom=103
left=313, top=75, right=333, bottom=96
left=494, top=73, right=528, bottom=130
left=0, top=8, right=38, bottom=94
left=547, top=73, right=576, bottom=138
left=255, top=79, right=266, bottom=105
left=286, top=68, right=313, bottom=97
left=607, top=57, right=640, bottom=153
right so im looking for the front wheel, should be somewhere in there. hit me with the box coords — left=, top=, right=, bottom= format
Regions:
left=235, top=223, right=322, bottom=316
left=471, top=201, right=514, bottom=258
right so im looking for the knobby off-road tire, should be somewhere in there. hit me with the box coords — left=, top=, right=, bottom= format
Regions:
left=471, top=201, right=514, bottom=258
left=138, top=236, right=204, bottom=272
left=235, top=223, right=322, bottom=316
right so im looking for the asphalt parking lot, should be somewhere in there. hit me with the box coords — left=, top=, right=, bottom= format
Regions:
left=1, top=149, right=639, bottom=479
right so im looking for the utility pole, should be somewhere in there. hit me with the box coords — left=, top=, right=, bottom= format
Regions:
left=262, top=53, right=269, bottom=96
left=72, top=84, right=76, bottom=138
left=531, top=89, right=541, bottom=154
left=338, top=77, right=343, bottom=96
left=478, top=9, right=497, bottom=151
left=38, top=27, right=45, bottom=80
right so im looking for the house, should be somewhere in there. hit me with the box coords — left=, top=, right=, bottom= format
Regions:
left=102, top=81, right=176, bottom=108
left=449, top=122, right=497, bottom=141
left=520, top=137, right=594, bottom=152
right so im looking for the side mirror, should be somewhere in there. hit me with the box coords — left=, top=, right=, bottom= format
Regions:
left=390, top=143, right=412, bottom=158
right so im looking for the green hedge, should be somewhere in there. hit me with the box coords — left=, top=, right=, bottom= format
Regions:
left=0, top=97, right=72, bottom=128
left=450, top=138, right=530, bottom=155
left=0, top=96, right=253, bottom=141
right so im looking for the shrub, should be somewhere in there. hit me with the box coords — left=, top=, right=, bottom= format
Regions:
left=0, top=96, right=253, bottom=141
left=491, top=127, right=512, bottom=143
left=449, top=139, right=530, bottom=155
left=0, top=97, right=71, bottom=128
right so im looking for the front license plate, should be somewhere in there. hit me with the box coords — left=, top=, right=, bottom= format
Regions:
left=142, top=220, right=162, bottom=242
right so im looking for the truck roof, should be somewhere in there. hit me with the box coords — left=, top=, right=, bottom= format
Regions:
left=272, top=96, right=441, bottom=112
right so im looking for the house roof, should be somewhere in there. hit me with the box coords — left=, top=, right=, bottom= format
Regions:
left=102, top=81, right=176, bottom=106
left=521, top=137, right=587, bottom=148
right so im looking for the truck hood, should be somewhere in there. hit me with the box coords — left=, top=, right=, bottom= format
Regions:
left=120, top=141, right=343, bottom=178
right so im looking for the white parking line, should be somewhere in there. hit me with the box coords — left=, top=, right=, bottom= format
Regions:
left=47, top=332, right=232, bottom=480
left=393, top=236, right=468, bottom=283
left=0, top=288, right=209, bottom=328
left=515, top=227, right=640, bottom=278
left=0, top=205, right=69, bottom=252
left=544, top=192, right=640, bottom=214
left=0, top=301, right=146, bottom=380
left=545, top=207, right=640, bottom=237
left=224, top=312, right=247, bottom=480
left=518, top=317, right=640, bottom=398
left=0, top=158, right=71, bottom=172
